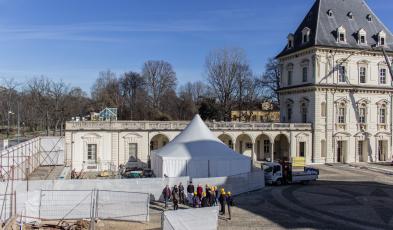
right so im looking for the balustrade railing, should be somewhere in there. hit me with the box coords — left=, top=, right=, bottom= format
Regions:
left=66, top=121, right=312, bottom=131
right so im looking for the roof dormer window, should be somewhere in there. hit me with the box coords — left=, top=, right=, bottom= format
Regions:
left=347, top=12, right=353, bottom=19
left=358, top=29, right=367, bottom=45
left=337, top=26, right=346, bottom=43
left=327, top=9, right=333, bottom=17
left=366, top=14, right=372, bottom=22
left=378, top=31, right=386, bottom=46
left=287, top=33, right=294, bottom=49
left=302, top=27, right=311, bottom=44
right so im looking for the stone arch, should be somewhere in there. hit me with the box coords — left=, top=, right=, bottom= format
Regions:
left=150, top=133, right=170, bottom=151
left=273, top=134, right=290, bottom=162
left=235, top=133, right=254, bottom=157
left=255, top=133, right=273, bottom=161
left=218, top=133, right=234, bottom=149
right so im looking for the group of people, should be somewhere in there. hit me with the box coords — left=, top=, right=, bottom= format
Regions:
left=162, top=181, right=234, bottom=220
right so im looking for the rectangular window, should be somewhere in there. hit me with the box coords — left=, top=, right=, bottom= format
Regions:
left=302, top=67, right=308, bottom=82
left=299, top=142, right=305, bottom=157
left=381, top=37, right=385, bottom=46
left=263, top=140, right=270, bottom=154
left=87, top=144, right=97, bottom=163
left=128, top=143, right=138, bottom=162
left=287, top=107, right=292, bottom=122
left=359, top=67, right=366, bottom=83
left=359, top=108, right=366, bottom=123
left=246, top=143, right=253, bottom=149
left=302, top=109, right=307, bottom=123
left=338, top=108, right=346, bottom=123
left=379, top=108, right=386, bottom=124
left=380, top=68, right=387, bottom=84
left=339, top=33, right=345, bottom=42
left=288, top=71, right=292, bottom=85
left=321, top=102, right=326, bottom=117
left=360, top=36, right=366, bottom=44
left=321, top=140, right=326, bottom=158
left=339, top=65, right=346, bottom=83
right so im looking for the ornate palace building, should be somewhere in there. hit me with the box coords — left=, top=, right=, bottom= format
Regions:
left=277, top=0, right=393, bottom=163
left=64, top=0, right=393, bottom=172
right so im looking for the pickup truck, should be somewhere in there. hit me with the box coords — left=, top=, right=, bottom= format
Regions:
left=263, top=162, right=319, bottom=185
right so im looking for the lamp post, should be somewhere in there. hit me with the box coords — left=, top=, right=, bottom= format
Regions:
left=7, top=110, right=15, bottom=139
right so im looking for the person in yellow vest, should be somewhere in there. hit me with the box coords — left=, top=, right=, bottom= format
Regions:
left=218, top=189, right=226, bottom=215
left=226, top=191, right=233, bottom=220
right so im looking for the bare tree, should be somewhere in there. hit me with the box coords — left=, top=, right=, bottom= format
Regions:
left=119, top=72, right=146, bottom=120
left=205, top=48, right=251, bottom=121
left=142, top=60, right=177, bottom=112
left=91, top=70, right=122, bottom=109
left=260, top=58, right=281, bottom=104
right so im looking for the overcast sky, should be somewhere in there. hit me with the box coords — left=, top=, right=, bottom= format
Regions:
left=0, top=0, right=392, bottom=93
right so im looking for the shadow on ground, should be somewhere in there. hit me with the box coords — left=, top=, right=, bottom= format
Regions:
left=221, top=179, right=393, bottom=229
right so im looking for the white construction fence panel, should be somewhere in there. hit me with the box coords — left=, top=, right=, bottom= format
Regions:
left=39, top=190, right=93, bottom=220
left=16, top=189, right=150, bottom=223
left=97, top=190, right=149, bottom=222
left=163, top=206, right=219, bottom=230
left=192, top=170, right=265, bottom=196
left=39, top=137, right=64, bottom=166
left=0, top=194, right=12, bottom=222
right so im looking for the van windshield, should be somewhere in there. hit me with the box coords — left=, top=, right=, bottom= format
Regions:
left=263, top=166, right=273, bottom=173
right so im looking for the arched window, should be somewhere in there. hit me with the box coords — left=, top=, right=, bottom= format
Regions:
left=327, top=9, right=333, bottom=17
left=321, top=102, right=326, bottom=117
left=378, top=31, right=386, bottom=46
left=287, top=33, right=294, bottom=49
left=302, top=27, right=311, bottom=44
left=358, top=28, right=367, bottom=45
left=366, top=14, right=372, bottom=22
left=337, top=26, right=346, bottom=43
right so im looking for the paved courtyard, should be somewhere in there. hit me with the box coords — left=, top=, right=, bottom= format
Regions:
left=218, top=165, right=393, bottom=230
left=31, top=164, right=393, bottom=230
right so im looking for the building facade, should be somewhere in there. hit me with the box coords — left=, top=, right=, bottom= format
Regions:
left=65, top=121, right=311, bottom=171
left=64, top=0, right=393, bottom=172
left=277, top=0, right=393, bottom=164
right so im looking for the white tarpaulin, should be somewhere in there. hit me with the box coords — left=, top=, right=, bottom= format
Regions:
left=163, top=206, right=219, bottom=230
left=151, top=115, right=251, bottom=178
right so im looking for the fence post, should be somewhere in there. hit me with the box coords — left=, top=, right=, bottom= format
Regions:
left=38, top=189, right=42, bottom=219
left=13, top=191, right=16, bottom=216
left=146, top=193, right=150, bottom=222
left=95, top=189, right=99, bottom=220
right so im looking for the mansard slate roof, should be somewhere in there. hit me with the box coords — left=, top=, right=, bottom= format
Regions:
left=277, top=0, right=393, bottom=58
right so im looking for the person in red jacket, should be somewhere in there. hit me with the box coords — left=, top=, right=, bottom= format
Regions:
left=162, top=185, right=171, bottom=209
left=196, top=184, right=203, bottom=199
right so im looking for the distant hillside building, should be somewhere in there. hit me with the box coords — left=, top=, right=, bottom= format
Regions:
left=277, top=0, right=393, bottom=163
left=90, top=108, right=118, bottom=121
left=231, top=102, right=280, bottom=122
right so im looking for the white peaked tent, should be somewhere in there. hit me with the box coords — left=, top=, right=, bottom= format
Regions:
left=151, top=115, right=251, bottom=178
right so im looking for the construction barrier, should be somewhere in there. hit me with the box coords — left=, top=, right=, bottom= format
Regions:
left=162, top=206, right=219, bottom=230
left=0, top=137, right=64, bottom=181
left=192, top=170, right=265, bottom=196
